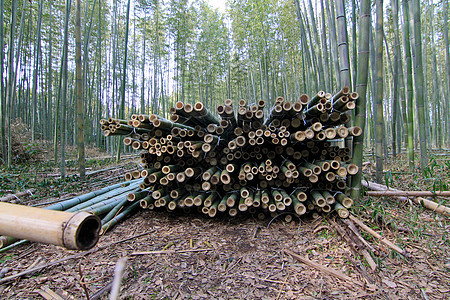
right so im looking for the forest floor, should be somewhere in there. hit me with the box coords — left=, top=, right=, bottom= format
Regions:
left=0, top=147, right=449, bottom=299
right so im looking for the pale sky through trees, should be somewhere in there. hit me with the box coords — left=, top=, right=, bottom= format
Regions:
left=207, top=0, right=226, bottom=13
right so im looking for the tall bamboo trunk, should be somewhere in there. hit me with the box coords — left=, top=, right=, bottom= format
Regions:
left=402, top=0, right=415, bottom=169
left=374, top=0, right=385, bottom=183
left=6, top=0, right=18, bottom=168
left=412, top=0, right=428, bottom=170
left=116, top=0, right=131, bottom=162
left=335, top=0, right=351, bottom=88
left=60, top=0, right=72, bottom=178
left=411, top=0, right=427, bottom=169
left=392, top=0, right=400, bottom=157
left=350, top=0, right=371, bottom=200
left=444, top=0, right=450, bottom=146
left=0, top=0, right=6, bottom=161
left=31, top=0, right=44, bottom=142
left=75, top=0, right=85, bottom=178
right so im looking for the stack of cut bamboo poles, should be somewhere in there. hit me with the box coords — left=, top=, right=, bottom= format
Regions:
left=101, top=87, right=360, bottom=220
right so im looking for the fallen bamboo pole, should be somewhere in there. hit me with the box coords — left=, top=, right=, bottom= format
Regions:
left=362, top=180, right=450, bottom=217
left=367, top=190, right=450, bottom=197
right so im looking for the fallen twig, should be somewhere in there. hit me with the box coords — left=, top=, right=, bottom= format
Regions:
left=241, top=274, right=286, bottom=284
left=131, top=248, right=212, bottom=256
left=109, top=257, right=128, bottom=300
left=275, top=273, right=289, bottom=300
left=342, top=219, right=378, bottom=255
left=0, top=189, right=36, bottom=203
left=284, top=249, right=365, bottom=288
left=348, top=215, right=407, bottom=257
left=36, top=286, right=65, bottom=300
left=91, top=282, right=113, bottom=300
left=331, top=219, right=378, bottom=272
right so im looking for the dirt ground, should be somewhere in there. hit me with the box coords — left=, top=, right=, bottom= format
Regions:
left=0, top=152, right=449, bottom=299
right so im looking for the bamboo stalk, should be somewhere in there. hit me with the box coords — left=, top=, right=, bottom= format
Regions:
left=0, top=202, right=101, bottom=250
left=362, top=180, right=450, bottom=216
left=367, top=190, right=450, bottom=197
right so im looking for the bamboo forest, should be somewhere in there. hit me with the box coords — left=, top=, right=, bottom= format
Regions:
left=0, top=0, right=449, bottom=299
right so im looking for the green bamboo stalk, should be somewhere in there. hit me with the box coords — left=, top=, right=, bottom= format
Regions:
left=444, top=0, right=450, bottom=143
left=89, top=198, right=126, bottom=216
left=101, top=201, right=140, bottom=233
left=0, top=0, right=5, bottom=162
left=78, top=195, right=128, bottom=213
left=45, top=180, right=140, bottom=211
left=335, top=0, right=351, bottom=87
left=127, top=189, right=150, bottom=202
left=402, top=0, right=415, bottom=169
left=392, top=0, right=400, bottom=157
left=75, top=0, right=85, bottom=178
left=326, top=0, right=340, bottom=89
left=203, top=192, right=218, bottom=208
left=294, top=189, right=307, bottom=202
left=291, top=196, right=307, bottom=216
left=349, top=0, right=370, bottom=200
left=374, top=0, right=385, bottom=183
left=0, top=236, right=19, bottom=249
left=311, top=191, right=326, bottom=207
left=208, top=198, right=220, bottom=217
left=335, top=192, right=353, bottom=208
left=0, top=239, right=29, bottom=254
left=411, top=0, right=427, bottom=170
left=218, top=194, right=228, bottom=212
left=321, top=190, right=335, bottom=205
left=66, top=186, right=140, bottom=212
left=139, top=194, right=155, bottom=209
left=116, top=0, right=131, bottom=163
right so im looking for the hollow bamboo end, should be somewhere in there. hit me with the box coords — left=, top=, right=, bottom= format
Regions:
left=194, top=102, right=204, bottom=112
left=337, top=208, right=349, bottom=218
left=63, top=212, right=101, bottom=250
left=175, top=101, right=184, bottom=110
left=342, top=86, right=350, bottom=95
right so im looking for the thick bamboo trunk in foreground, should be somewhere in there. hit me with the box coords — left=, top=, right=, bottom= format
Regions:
left=0, top=202, right=101, bottom=250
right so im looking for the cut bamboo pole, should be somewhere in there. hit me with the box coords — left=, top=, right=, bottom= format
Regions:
left=362, top=180, right=450, bottom=216
left=367, top=191, right=450, bottom=197
left=0, top=202, right=101, bottom=250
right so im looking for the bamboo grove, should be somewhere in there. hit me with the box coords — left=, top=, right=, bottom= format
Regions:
left=0, top=0, right=449, bottom=183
